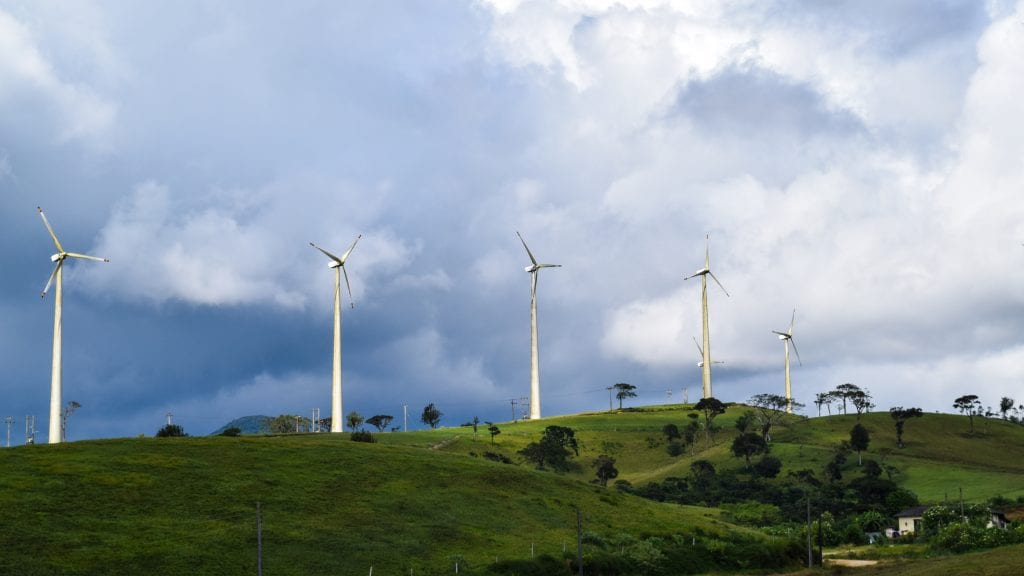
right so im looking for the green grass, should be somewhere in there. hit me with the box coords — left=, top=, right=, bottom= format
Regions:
left=0, top=432, right=758, bottom=576
left=4, top=405, right=1024, bottom=575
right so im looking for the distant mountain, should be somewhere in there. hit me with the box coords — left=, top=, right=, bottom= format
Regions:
left=209, top=415, right=272, bottom=435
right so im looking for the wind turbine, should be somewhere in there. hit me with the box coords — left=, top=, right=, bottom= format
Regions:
left=772, top=309, right=802, bottom=414
left=692, top=336, right=724, bottom=368
left=517, top=231, right=561, bottom=420
left=310, top=235, right=361, bottom=433
left=37, top=207, right=108, bottom=444
left=684, top=234, right=729, bottom=399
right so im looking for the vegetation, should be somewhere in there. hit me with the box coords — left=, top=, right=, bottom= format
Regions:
left=155, top=424, right=187, bottom=438
left=345, top=411, right=364, bottom=431
left=421, top=403, right=443, bottom=429
left=613, top=382, right=637, bottom=409
left=890, top=406, right=924, bottom=448
left=366, top=414, right=393, bottom=433
left=954, top=394, right=983, bottom=434
left=520, top=425, right=579, bottom=471
left=6, top=402, right=1024, bottom=573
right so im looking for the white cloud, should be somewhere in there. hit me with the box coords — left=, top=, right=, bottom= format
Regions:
left=82, top=178, right=415, bottom=309
left=0, top=8, right=117, bottom=145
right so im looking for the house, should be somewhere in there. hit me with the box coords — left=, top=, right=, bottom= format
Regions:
left=895, top=505, right=931, bottom=535
left=989, top=505, right=1024, bottom=529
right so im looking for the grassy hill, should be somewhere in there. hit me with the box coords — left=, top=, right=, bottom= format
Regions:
left=400, top=405, right=1024, bottom=504
left=0, top=431, right=785, bottom=576
left=3, top=405, right=1023, bottom=575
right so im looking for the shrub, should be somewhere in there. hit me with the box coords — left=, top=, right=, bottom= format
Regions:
left=219, top=427, right=241, bottom=437
left=156, top=424, right=187, bottom=437
left=350, top=430, right=375, bottom=443
left=666, top=442, right=684, bottom=456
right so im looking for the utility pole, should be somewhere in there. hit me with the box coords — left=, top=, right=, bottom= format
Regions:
left=576, top=508, right=583, bottom=576
left=519, top=397, right=529, bottom=421
left=806, top=496, right=812, bottom=568
left=510, top=398, right=518, bottom=422
left=4, top=417, right=13, bottom=447
left=25, top=415, right=35, bottom=445
left=256, top=502, right=263, bottom=576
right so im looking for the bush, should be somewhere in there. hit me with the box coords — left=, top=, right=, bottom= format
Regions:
left=156, top=424, right=187, bottom=437
left=350, top=430, right=375, bottom=443
left=666, top=442, right=684, bottom=456
left=483, top=451, right=512, bottom=464
left=219, top=427, right=241, bottom=437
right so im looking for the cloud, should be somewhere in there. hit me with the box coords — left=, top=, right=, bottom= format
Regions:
left=0, top=8, right=117, bottom=145
left=82, top=178, right=415, bottom=309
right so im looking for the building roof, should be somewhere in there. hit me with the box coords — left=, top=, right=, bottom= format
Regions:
left=896, top=505, right=931, bottom=518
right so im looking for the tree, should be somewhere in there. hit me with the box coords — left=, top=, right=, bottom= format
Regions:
left=346, top=411, right=365, bottom=431
left=889, top=406, right=923, bottom=448
left=735, top=411, right=755, bottom=433
left=61, top=400, right=81, bottom=442
left=814, top=392, right=834, bottom=417
left=953, top=394, right=982, bottom=433
left=366, top=414, right=394, bottom=433
left=662, top=423, right=681, bottom=442
left=849, top=423, right=870, bottom=465
left=850, top=390, right=874, bottom=419
left=833, top=383, right=863, bottom=414
left=519, top=425, right=579, bottom=471
left=269, top=414, right=308, bottom=433
left=753, top=455, right=782, bottom=479
left=999, top=397, right=1015, bottom=420
left=693, top=397, right=726, bottom=447
left=421, top=403, right=443, bottom=429
left=156, top=424, right=187, bottom=437
left=748, top=393, right=802, bottom=442
left=220, top=426, right=241, bottom=437
left=472, top=416, right=480, bottom=433
left=593, top=455, right=619, bottom=487
left=613, top=383, right=637, bottom=409
left=731, top=432, right=768, bottom=468
left=488, top=424, right=501, bottom=444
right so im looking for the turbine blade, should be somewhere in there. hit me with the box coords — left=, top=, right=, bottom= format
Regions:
left=707, top=271, right=730, bottom=297
left=789, top=309, right=796, bottom=334
left=65, top=252, right=109, bottom=263
left=692, top=336, right=703, bottom=356
left=538, top=263, right=561, bottom=269
left=41, top=262, right=60, bottom=298
left=516, top=231, right=539, bottom=266
left=342, top=265, right=355, bottom=308
left=790, top=338, right=803, bottom=366
left=771, top=330, right=788, bottom=337
left=340, top=234, right=361, bottom=264
left=310, top=242, right=342, bottom=263
left=704, top=234, right=710, bottom=268
left=38, top=207, right=64, bottom=253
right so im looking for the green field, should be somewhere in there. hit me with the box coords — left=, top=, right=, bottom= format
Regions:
left=2, top=405, right=1023, bottom=575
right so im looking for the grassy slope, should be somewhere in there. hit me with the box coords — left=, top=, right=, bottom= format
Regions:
left=3, top=406, right=1023, bottom=575
left=411, top=405, right=1024, bottom=503
left=0, top=433, right=751, bottom=576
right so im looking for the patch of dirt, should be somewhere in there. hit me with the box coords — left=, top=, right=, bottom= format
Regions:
left=825, top=558, right=879, bottom=567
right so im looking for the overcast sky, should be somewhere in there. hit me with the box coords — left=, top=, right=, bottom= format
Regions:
left=2, top=0, right=1023, bottom=442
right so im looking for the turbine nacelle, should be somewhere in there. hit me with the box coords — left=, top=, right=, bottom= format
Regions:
left=328, top=261, right=341, bottom=269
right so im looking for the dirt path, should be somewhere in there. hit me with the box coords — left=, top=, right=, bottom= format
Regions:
left=826, top=558, right=880, bottom=567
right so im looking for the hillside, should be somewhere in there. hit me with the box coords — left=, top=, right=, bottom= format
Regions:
left=0, top=432, right=790, bottom=576
left=3, top=405, right=1023, bottom=575
left=401, top=405, right=1024, bottom=504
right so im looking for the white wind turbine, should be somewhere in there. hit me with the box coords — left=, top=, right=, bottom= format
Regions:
left=310, top=235, right=361, bottom=433
left=517, top=231, right=561, bottom=420
left=38, top=207, right=108, bottom=444
left=772, top=309, right=802, bottom=414
left=692, top=336, right=724, bottom=368
left=684, top=235, right=729, bottom=399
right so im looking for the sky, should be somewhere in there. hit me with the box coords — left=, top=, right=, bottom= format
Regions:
left=2, top=0, right=1023, bottom=443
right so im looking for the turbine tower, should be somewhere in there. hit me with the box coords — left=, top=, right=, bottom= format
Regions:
left=517, top=231, right=560, bottom=420
left=310, top=235, right=361, bottom=433
left=772, top=309, right=802, bottom=413
left=684, top=235, right=728, bottom=399
left=38, top=207, right=108, bottom=444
